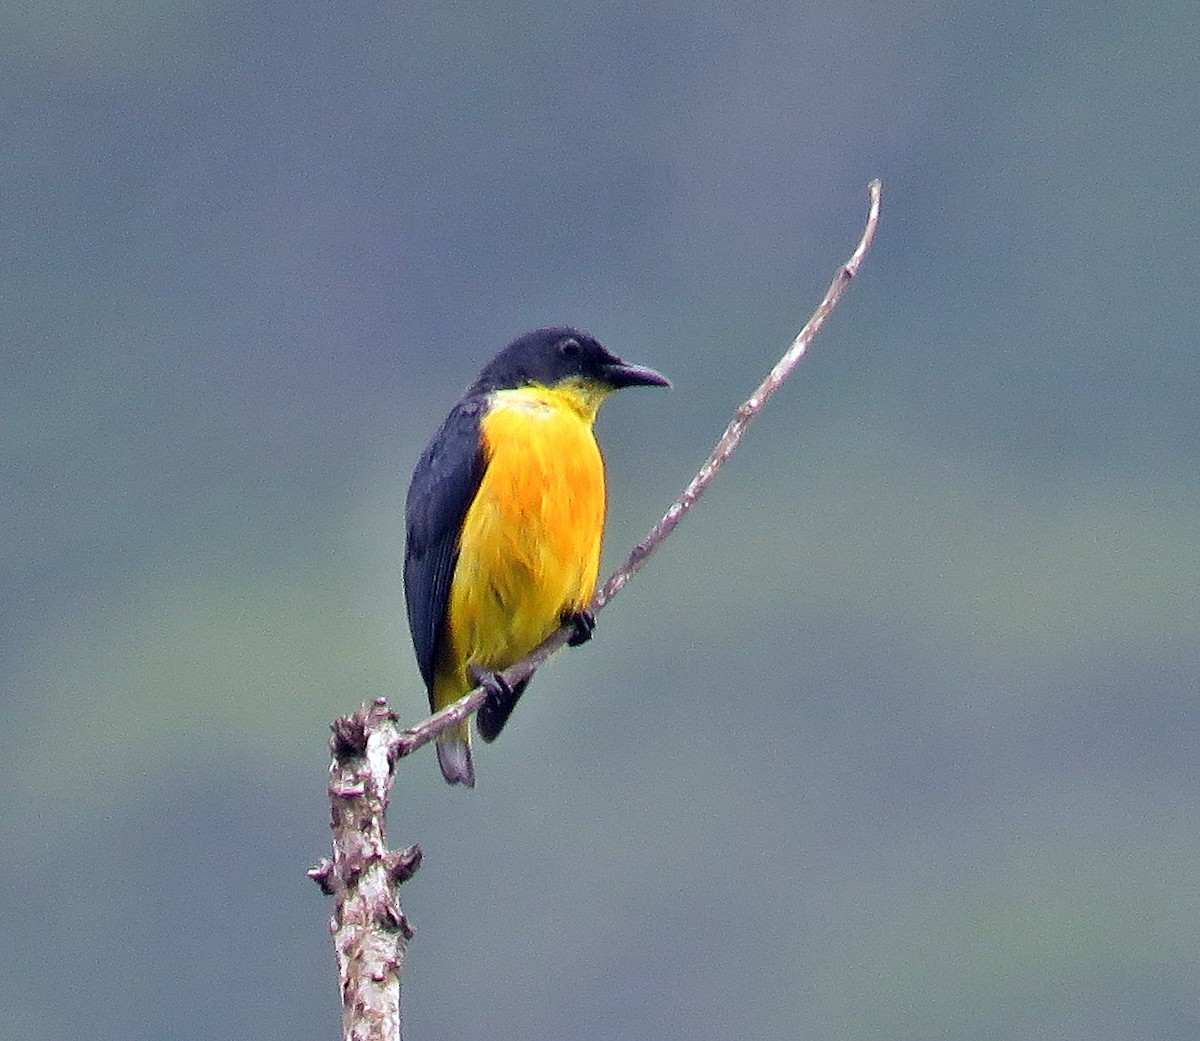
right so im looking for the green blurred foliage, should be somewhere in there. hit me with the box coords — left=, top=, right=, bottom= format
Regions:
left=3, top=0, right=1198, bottom=1038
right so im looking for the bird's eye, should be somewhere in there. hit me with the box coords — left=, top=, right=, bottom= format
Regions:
left=557, top=337, right=582, bottom=358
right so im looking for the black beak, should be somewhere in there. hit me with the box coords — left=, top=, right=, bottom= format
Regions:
left=603, top=359, right=672, bottom=390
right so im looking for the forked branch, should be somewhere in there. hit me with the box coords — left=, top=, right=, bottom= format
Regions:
left=311, top=179, right=883, bottom=1041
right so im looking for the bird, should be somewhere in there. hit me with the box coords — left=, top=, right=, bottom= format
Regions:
left=403, top=326, right=670, bottom=786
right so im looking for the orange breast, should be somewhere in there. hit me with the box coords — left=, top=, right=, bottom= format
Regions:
left=439, top=387, right=606, bottom=694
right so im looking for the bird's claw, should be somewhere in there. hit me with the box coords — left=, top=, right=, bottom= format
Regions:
left=563, top=609, right=596, bottom=647
left=473, top=667, right=518, bottom=742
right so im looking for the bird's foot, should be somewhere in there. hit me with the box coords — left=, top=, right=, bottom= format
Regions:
left=472, top=666, right=528, bottom=742
left=563, top=609, right=596, bottom=647
left=471, top=665, right=513, bottom=713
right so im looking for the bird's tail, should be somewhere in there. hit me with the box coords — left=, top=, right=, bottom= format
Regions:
left=436, top=721, right=475, bottom=787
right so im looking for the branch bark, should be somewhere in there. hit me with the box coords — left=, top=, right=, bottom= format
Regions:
left=308, top=702, right=420, bottom=1041
left=310, top=179, right=882, bottom=1041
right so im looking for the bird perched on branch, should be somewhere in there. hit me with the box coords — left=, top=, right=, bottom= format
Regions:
left=403, top=327, right=670, bottom=786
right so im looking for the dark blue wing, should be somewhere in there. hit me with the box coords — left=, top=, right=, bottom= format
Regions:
left=403, top=397, right=488, bottom=702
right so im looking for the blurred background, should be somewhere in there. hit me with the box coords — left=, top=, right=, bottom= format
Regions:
left=3, top=1, right=1198, bottom=1038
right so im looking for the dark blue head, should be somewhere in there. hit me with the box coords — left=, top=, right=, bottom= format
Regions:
left=469, top=327, right=670, bottom=396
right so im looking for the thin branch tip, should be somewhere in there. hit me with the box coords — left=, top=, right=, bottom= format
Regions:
left=408, top=176, right=886, bottom=742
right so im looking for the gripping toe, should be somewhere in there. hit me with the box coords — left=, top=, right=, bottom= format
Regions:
left=563, top=609, right=596, bottom=647
left=476, top=672, right=532, bottom=742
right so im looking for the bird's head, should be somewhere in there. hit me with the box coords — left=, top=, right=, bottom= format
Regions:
left=470, top=327, right=670, bottom=406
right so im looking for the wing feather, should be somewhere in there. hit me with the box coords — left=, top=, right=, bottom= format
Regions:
left=403, top=398, right=488, bottom=701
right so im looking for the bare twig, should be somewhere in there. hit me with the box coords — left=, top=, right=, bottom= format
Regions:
left=312, top=180, right=883, bottom=1041
left=392, top=177, right=883, bottom=761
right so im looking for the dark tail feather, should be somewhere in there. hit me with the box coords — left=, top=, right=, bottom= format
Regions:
left=476, top=675, right=532, bottom=742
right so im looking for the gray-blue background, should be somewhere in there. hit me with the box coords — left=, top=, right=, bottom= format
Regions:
left=4, top=2, right=1198, bottom=1038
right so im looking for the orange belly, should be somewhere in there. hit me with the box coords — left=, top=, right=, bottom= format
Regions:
left=432, top=387, right=606, bottom=708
